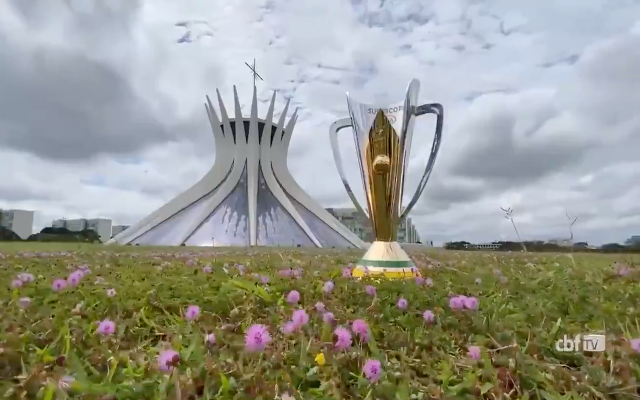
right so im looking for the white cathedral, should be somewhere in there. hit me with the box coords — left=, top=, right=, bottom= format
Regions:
left=107, top=87, right=366, bottom=248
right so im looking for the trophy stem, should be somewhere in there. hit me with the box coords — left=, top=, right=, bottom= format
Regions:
left=352, top=241, right=420, bottom=279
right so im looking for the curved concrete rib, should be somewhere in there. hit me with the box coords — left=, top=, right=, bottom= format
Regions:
left=272, top=112, right=366, bottom=249
left=179, top=86, right=248, bottom=245
left=107, top=94, right=234, bottom=245
left=262, top=101, right=321, bottom=247
left=107, top=87, right=365, bottom=248
left=246, top=87, right=260, bottom=245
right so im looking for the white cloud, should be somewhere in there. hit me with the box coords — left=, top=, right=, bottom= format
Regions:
left=0, top=0, right=639, bottom=246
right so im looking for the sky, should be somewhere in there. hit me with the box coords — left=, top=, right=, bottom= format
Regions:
left=0, top=0, right=639, bottom=246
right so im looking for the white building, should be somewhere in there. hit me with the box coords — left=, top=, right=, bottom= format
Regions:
left=398, top=217, right=422, bottom=244
left=86, top=219, right=112, bottom=242
left=52, top=218, right=113, bottom=243
left=325, top=207, right=423, bottom=244
left=546, top=238, right=573, bottom=247
left=111, top=225, right=130, bottom=238
left=0, top=209, right=34, bottom=239
left=107, top=87, right=365, bottom=248
left=325, top=208, right=374, bottom=242
left=465, top=243, right=502, bottom=250
left=51, top=219, right=65, bottom=229
left=624, top=235, right=640, bottom=246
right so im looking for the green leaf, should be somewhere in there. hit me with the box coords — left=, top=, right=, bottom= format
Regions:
left=66, top=352, right=89, bottom=381
left=480, top=383, right=494, bottom=395
left=42, top=383, right=56, bottom=400
left=103, top=357, right=118, bottom=384
left=550, top=318, right=562, bottom=336
left=228, top=279, right=273, bottom=303
left=321, top=322, right=332, bottom=343
left=395, top=381, right=410, bottom=400
left=219, top=371, right=231, bottom=394
left=183, top=335, right=199, bottom=362
left=366, top=326, right=381, bottom=359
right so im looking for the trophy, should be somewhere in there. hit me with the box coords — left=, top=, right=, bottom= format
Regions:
left=329, top=79, right=443, bottom=278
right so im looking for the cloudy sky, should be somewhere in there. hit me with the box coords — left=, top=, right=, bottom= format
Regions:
left=1, top=0, right=639, bottom=246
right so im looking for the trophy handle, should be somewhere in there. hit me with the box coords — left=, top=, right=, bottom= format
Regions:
left=329, top=118, right=369, bottom=218
left=400, top=103, right=444, bottom=220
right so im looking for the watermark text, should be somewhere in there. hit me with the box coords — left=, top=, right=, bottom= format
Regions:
left=555, top=334, right=605, bottom=352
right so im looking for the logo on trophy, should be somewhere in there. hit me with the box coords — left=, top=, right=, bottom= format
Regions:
left=329, top=79, right=444, bottom=278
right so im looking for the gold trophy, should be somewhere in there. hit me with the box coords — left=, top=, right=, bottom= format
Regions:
left=329, top=79, right=443, bottom=278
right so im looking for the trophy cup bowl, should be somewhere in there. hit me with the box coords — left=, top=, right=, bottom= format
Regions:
left=329, top=79, right=444, bottom=279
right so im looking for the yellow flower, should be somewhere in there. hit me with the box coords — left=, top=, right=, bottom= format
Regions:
left=314, top=352, right=325, bottom=366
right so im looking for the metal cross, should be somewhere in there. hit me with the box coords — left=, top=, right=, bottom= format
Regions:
left=244, top=58, right=264, bottom=87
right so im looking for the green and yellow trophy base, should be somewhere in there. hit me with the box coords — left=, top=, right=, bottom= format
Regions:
left=352, top=241, right=421, bottom=279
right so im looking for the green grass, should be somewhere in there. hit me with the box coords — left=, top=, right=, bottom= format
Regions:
left=1, top=244, right=639, bottom=399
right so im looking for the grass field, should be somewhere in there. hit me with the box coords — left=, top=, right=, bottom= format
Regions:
left=1, top=244, right=639, bottom=399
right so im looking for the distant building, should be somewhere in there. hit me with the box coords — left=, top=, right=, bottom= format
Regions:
left=325, top=208, right=373, bottom=242
left=398, top=217, right=410, bottom=243
left=324, top=207, right=423, bottom=244
left=0, top=209, right=34, bottom=239
left=546, top=238, right=573, bottom=247
left=51, top=218, right=112, bottom=243
left=465, top=243, right=502, bottom=250
left=111, top=225, right=130, bottom=238
left=625, top=235, right=640, bottom=246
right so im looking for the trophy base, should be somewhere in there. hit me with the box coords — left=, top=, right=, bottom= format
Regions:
left=352, top=241, right=420, bottom=279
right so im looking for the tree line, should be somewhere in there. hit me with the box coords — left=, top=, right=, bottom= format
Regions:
left=444, top=241, right=640, bottom=253
left=0, top=226, right=101, bottom=243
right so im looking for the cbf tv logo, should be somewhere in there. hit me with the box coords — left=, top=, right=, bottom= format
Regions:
left=555, top=334, right=606, bottom=352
